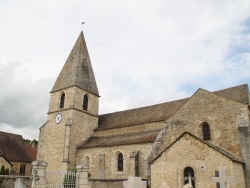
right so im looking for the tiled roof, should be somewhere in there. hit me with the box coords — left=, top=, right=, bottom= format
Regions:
left=78, top=130, right=160, bottom=149
left=26, top=144, right=37, bottom=161
left=97, top=98, right=188, bottom=131
left=0, top=131, right=32, bottom=163
left=97, top=84, right=249, bottom=131
left=150, top=131, right=244, bottom=164
left=213, top=84, right=249, bottom=104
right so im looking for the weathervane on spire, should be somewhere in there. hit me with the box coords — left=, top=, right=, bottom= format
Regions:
left=82, top=22, right=85, bottom=31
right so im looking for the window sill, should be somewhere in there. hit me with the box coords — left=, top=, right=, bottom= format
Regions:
left=113, top=171, right=124, bottom=175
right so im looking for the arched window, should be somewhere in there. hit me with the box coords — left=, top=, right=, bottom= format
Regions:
left=184, top=167, right=195, bottom=188
left=83, top=94, right=88, bottom=110
left=60, top=93, right=65, bottom=109
left=202, top=122, right=211, bottom=140
left=117, top=153, right=123, bottom=171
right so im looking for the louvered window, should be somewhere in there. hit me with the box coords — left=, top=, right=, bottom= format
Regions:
left=60, top=93, right=65, bottom=109
left=83, top=94, right=88, bottom=110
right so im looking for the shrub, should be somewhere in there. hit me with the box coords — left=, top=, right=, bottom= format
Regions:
left=0, top=166, right=5, bottom=175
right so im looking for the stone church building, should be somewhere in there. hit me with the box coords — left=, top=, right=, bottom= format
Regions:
left=37, top=32, right=250, bottom=188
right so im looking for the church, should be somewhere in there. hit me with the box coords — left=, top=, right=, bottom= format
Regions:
left=37, top=31, right=250, bottom=188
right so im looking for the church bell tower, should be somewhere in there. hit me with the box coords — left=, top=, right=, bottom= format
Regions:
left=37, top=32, right=99, bottom=171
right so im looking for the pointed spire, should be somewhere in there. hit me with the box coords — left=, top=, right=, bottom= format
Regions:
left=51, top=32, right=99, bottom=96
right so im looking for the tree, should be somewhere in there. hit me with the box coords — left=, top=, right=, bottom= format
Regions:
left=0, top=166, right=9, bottom=175
left=24, top=139, right=31, bottom=144
left=0, top=166, right=5, bottom=175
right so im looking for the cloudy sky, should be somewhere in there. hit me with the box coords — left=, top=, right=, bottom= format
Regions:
left=0, top=0, right=250, bottom=140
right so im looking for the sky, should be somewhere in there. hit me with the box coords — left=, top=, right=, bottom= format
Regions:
left=0, top=0, right=250, bottom=140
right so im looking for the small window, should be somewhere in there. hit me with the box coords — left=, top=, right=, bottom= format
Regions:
left=83, top=94, right=88, bottom=110
left=19, top=164, right=26, bottom=175
left=202, top=122, right=211, bottom=140
left=60, top=93, right=65, bottom=109
left=117, top=153, right=123, bottom=171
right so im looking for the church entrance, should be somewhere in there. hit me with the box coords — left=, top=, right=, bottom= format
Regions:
left=184, top=167, right=195, bottom=188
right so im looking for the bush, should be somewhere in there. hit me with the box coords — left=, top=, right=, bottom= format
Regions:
left=0, top=166, right=5, bottom=175
left=0, top=166, right=10, bottom=175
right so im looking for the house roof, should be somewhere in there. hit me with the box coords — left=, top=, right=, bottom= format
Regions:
left=78, top=130, right=160, bottom=149
left=26, top=144, right=37, bottom=161
left=96, top=84, right=249, bottom=131
left=150, top=131, right=244, bottom=164
left=213, top=84, right=249, bottom=104
left=0, top=131, right=32, bottom=163
left=97, top=98, right=189, bottom=131
left=51, top=31, right=99, bottom=96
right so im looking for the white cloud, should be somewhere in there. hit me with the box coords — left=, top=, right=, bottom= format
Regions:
left=0, top=0, right=250, bottom=139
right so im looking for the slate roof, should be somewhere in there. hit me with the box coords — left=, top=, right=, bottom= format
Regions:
left=78, top=130, right=160, bottom=149
left=150, top=131, right=244, bottom=164
left=211, top=84, right=249, bottom=104
left=97, top=84, right=249, bottom=131
left=51, top=31, right=99, bottom=96
left=97, top=98, right=189, bottom=131
left=0, top=131, right=32, bottom=163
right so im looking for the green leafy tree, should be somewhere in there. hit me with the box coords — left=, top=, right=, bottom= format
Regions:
left=0, top=166, right=9, bottom=175
left=23, top=139, right=31, bottom=144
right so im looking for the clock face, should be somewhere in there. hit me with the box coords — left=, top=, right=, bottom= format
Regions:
left=55, top=114, right=62, bottom=124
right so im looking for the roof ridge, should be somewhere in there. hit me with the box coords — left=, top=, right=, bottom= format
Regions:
left=78, top=130, right=160, bottom=149
left=0, top=131, right=22, bottom=137
left=97, top=84, right=249, bottom=131
left=212, top=83, right=248, bottom=93
left=99, top=98, right=189, bottom=116
left=99, top=83, right=248, bottom=117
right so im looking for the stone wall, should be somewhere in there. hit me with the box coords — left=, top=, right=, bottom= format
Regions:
left=68, top=110, right=98, bottom=169
left=37, top=86, right=99, bottom=172
left=48, top=86, right=99, bottom=115
left=73, top=87, right=99, bottom=115
left=37, top=112, right=67, bottom=171
left=153, top=89, right=247, bottom=160
left=0, top=157, right=11, bottom=170
left=37, top=110, right=97, bottom=171
left=150, top=134, right=245, bottom=188
left=90, top=179, right=124, bottom=188
left=238, top=126, right=250, bottom=187
left=77, top=143, right=152, bottom=180
left=11, top=162, right=32, bottom=175
left=0, top=177, right=32, bottom=188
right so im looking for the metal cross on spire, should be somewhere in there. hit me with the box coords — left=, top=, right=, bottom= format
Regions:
left=82, top=22, right=85, bottom=31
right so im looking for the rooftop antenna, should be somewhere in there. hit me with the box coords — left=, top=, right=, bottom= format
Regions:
left=82, top=22, right=85, bottom=31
